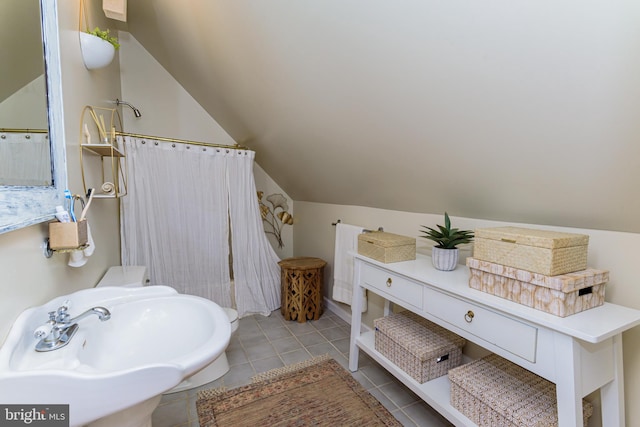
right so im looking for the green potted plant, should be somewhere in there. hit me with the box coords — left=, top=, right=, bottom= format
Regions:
left=420, top=212, right=474, bottom=271
left=87, top=27, right=120, bottom=50
left=80, top=27, right=119, bottom=70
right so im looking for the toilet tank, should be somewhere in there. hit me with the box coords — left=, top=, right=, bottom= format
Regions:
left=95, top=266, right=148, bottom=288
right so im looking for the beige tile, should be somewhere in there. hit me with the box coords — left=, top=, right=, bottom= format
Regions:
left=296, top=330, right=327, bottom=347
left=402, top=401, right=453, bottom=426
left=151, top=397, right=189, bottom=427
left=279, top=348, right=312, bottom=365
left=251, top=355, right=285, bottom=374
left=271, top=336, right=303, bottom=354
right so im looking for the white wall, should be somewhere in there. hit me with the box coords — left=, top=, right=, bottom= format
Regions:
left=0, top=0, right=122, bottom=343
left=293, top=201, right=640, bottom=425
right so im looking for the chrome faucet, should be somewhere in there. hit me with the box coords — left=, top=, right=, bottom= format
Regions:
left=68, top=307, right=111, bottom=324
left=33, top=302, right=111, bottom=352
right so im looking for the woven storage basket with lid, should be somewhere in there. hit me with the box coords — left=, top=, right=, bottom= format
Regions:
left=374, top=311, right=465, bottom=383
left=467, top=257, right=608, bottom=317
left=449, top=353, right=593, bottom=426
left=358, top=231, right=416, bottom=263
left=473, top=226, right=588, bottom=276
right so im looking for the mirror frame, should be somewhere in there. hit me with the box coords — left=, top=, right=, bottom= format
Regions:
left=0, top=0, right=67, bottom=234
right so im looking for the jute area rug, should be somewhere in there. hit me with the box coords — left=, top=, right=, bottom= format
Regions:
left=196, top=355, right=402, bottom=426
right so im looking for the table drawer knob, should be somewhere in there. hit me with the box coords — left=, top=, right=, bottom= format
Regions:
left=386, top=278, right=392, bottom=287
left=464, top=310, right=475, bottom=323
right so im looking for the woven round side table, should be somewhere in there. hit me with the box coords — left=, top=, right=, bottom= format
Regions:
left=278, top=257, right=327, bottom=323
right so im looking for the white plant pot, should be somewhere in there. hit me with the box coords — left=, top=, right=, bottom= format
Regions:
left=80, top=32, right=116, bottom=70
left=431, top=247, right=459, bottom=271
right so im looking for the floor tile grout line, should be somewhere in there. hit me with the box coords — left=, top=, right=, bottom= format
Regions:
left=258, top=314, right=338, bottom=369
left=249, top=313, right=352, bottom=374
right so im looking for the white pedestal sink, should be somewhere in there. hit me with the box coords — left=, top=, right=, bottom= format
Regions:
left=0, top=286, right=231, bottom=427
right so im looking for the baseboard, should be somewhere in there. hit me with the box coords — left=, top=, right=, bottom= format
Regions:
left=324, top=297, right=371, bottom=333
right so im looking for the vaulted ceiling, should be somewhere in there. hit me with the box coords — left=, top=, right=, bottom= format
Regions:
left=122, top=0, right=640, bottom=233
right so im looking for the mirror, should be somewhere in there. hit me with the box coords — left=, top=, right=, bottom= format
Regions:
left=0, top=0, right=50, bottom=187
left=0, top=0, right=67, bottom=234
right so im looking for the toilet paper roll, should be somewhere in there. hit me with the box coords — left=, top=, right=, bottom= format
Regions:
left=101, top=181, right=116, bottom=195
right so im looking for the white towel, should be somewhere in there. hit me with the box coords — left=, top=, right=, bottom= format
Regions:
left=332, top=223, right=367, bottom=312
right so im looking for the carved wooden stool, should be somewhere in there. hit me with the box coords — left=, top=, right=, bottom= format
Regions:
left=279, top=257, right=327, bottom=322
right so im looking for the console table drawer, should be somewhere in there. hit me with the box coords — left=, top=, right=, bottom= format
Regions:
left=424, top=288, right=538, bottom=362
left=361, top=265, right=423, bottom=310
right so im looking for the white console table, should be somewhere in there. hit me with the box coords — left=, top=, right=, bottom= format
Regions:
left=348, top=253, right=640, bottom=427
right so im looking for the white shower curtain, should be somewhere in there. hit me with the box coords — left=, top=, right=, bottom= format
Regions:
left=0, top=132, right=51, bottom=186
left=228, top=150, right=282, bottom=316
left=120, top=136, right=281, bottom=316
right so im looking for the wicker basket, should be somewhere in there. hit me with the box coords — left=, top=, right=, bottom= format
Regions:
left=467, top=257, right=608, bottom=317
left=358, top=231, right=416, bottom=263
left=449, top=354, right=593, bottom=427
left=374, top=311, right=465, bottom=383
left=474, top=227, right=589, bottom=276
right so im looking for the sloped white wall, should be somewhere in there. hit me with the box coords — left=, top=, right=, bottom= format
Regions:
left=125, top=0, right=640, bottom=234
left=118, top=32, right=235, bottom=144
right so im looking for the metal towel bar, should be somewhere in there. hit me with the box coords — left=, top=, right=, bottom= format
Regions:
left=331, top=219, right=383, bottom=233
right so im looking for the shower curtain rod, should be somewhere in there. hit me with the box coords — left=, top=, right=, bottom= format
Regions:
left=114, top=131, right=248, bottom=150
left=0, top=128, right=48, bottom=133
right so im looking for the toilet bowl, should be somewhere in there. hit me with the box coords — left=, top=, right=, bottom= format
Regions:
left=96, top=266, right=239, bottom=393
left=96, top=265, right=149, bottom=288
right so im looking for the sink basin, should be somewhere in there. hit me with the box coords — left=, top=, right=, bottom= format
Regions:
left=0, top=285, right=231, bottom=427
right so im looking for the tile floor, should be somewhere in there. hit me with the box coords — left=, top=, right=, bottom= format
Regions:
left=152, top=308, right=453, bottom=427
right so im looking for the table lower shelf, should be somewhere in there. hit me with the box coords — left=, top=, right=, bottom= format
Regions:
left=355, top=330, right=476, bottom=427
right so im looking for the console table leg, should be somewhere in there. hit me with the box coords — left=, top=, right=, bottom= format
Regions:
left=600, top=334, right=625, bottom=426
left=383, top=300, right=394, bottom=316
left=349, top=281, right=364, bottom=372
left=554, top=334, right=583, bottom=427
